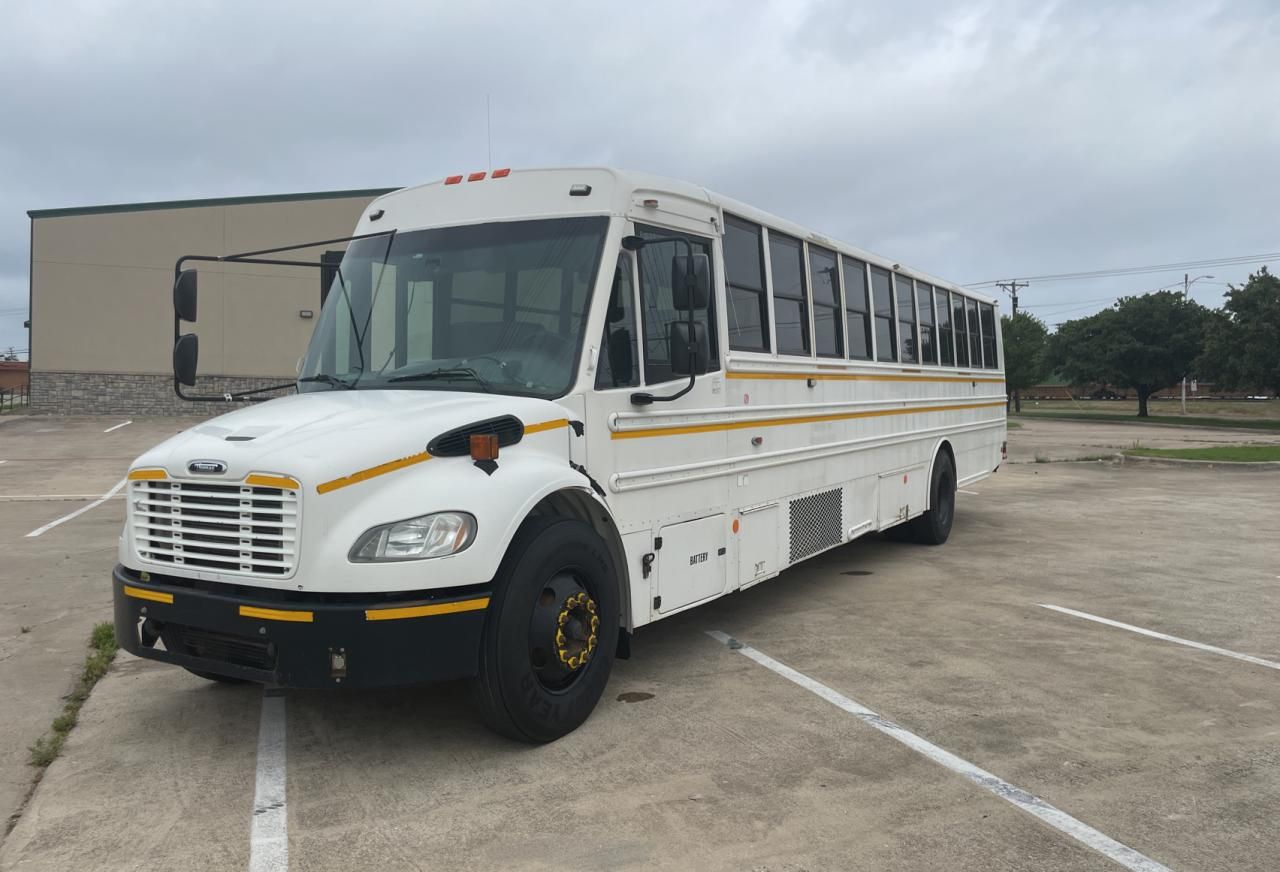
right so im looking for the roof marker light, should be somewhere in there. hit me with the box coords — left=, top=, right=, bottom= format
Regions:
left=492, top=168, right=511, bottom=178
left=468, top=171, right=486, bottom=182
left=444, top=175, right=463, bottom=185
left=569, top=184, right=592, bottom=197
left=642, top=198, right=659, bottom=208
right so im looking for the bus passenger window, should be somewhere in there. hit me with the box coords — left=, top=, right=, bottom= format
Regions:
left=952, top=292, right=970, bottom=367
left=917, top=282, right=937, bottom=365
left=636, top=225, right=719, bottom=384
left=595, top=254, right=638, bottom=389
left=979, top=302, right=998, bottom=369
left=871, top=266, right=897, bottom=362
left=895, top=273, right=917, bottom=364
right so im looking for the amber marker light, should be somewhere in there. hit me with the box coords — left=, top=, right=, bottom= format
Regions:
left=470, top=433, right=500, bottom=462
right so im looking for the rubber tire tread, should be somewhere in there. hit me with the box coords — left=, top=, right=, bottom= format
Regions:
left=473, top=516, right=619, bottom=743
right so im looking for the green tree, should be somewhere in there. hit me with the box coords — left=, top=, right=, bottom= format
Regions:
left=1001, top=312, right=1049, bottom=412
left=1048, top=290, right=1209, bottom=417
left=1198, top=266, right=1280, bottom=396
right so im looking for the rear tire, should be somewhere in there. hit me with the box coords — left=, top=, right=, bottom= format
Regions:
left=910, top=451, right=956, bottom=545
left=473, top=517, right=620, bottom=743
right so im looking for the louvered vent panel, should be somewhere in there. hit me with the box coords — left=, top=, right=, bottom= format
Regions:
left=131, top=479, right=298, bottom=577
left=788, top=488, right=843, bottom=563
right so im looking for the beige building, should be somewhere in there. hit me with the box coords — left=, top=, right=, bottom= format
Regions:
left=28, top=188, right=395, bottom=414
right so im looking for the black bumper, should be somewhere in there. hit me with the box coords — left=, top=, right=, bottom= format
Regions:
left=113, top=565, right=490, bottom=689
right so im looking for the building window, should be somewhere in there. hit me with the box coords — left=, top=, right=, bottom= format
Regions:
left=965, top=297, right=981, bottom=368
left=723, top=215, right=769, bottom=352
left=636, top=224, right=719, bottom=384
left=843, top=256, right=872, bottom=361
left=769, top=231, right=810, bottom=355
left=870, top=266, right=896, bottom=362
left=595, top=253, right=638, bottom=389
left=952, top=292, right=970, bottom=367
left=896, top=273, right=917, bottom=364
left=917, top=282, right=937, bottom=365
left=979, top=302, right=998, bottom=369
left=934, top=287, right=954, bottom=366
left=808, top=244, right=843, bottom=357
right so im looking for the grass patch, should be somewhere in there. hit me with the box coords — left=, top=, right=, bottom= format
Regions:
left=29, top=622, right=118, bottom=768
left=1005, top=420, right=1023, bottom=430
left=1014, top=410, right=1280, bottom=431
left=1124, top=445, right=1280, bottom=463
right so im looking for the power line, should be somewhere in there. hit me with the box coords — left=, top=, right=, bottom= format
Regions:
left=965, top=251, right=1280, bottom=288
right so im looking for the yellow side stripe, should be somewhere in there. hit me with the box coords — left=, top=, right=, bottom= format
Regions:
left=365, top=597, right=491, bottom=622
left=123, top=584, right=174, bottom=604
left=525, top=418, right=570, bottom=435
left=612, top=400, right=1007, bottom=440
left=726, top=370, right=1005, bottom=384
left=127, top=468, right=168, bottom=481
left=246, top=473, right=301, bottom=490
left=317, top=451, right=432, bottom=495
left=239, top=605, right=314, bottom=623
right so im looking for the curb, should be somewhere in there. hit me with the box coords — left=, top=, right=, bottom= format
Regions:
left=1119, top=453, right=1280, bottom=470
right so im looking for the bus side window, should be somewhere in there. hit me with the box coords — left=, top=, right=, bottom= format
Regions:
left=595, top=253, right=638, bottom=389
left=636, top=226, right=719, bottom=384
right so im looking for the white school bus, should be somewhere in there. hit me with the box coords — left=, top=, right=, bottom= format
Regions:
left=114, top=168, right=1006, bottom=742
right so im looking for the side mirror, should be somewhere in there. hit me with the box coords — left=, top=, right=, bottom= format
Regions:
left=174, top=269, right=198, bottom=322
left=174, top=334, right=199, bottom=386
left=671, top=253, right=710, bottom=310
left=668, top=321, right=709, bottom=376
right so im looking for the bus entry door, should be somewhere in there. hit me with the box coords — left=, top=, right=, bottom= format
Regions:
left=656, top=515, right=727, bottom=614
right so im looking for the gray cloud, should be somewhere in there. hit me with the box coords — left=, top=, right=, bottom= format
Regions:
left=3, top=0, right=1277, bottom=350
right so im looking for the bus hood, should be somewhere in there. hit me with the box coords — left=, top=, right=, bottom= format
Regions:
left=130, top=389, right=576, bottom=486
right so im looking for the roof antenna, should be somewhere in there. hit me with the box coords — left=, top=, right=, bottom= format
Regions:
left=486, top=93, right=492, bottom=171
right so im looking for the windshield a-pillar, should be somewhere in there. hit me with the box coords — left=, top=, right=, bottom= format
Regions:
left=299, top=216, right=609, bottom=399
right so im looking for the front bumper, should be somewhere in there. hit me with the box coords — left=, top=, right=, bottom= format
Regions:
left=112, top=565, right=490, bottom=689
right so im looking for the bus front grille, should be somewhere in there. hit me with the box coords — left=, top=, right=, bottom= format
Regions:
left=131, top=479, right=299, bottom=577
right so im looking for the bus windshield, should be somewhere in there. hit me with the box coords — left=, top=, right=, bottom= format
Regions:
left=299, top=216, right=609, bottom=399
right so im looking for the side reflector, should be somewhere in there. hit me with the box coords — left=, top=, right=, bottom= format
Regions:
left=444, top=175, right=463, bottom=185
left=467, top=171, right=486, bottom=182
left=492, top=168, right=510, bottom=178
left=470, top=433, right=500, bottom=461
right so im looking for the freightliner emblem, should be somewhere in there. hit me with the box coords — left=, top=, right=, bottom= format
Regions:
left=187, top=459, right=228, bottom=475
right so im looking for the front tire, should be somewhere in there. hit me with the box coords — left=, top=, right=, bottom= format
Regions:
left=473, top=517, right=620, bottom=743
left=910, top=451, right=956, bottom=545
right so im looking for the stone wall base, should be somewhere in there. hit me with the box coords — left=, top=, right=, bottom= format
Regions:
left=30, top=371, right=295, bottom=415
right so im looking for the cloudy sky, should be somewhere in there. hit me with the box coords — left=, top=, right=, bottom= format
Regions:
left=2, top=0, right=1277, bottom=356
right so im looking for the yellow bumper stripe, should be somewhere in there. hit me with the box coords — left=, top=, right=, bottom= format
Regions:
left=239, top=605, right=314, bottom=623
left=317, top=451, right=432, bottom=495
left=127, top=468, right=168, bottom=481
left=365, top=597, right=490, bottom=622
left=123, top=584, right=174, bottom=604
left=612, top=400, right=1007, bottom=440
left=524, top=418, right=570, bottom=435
left=245, top=473, right=301, bottom=490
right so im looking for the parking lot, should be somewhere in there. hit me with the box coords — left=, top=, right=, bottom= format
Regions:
left=2, top=415, right=1279, bottom=871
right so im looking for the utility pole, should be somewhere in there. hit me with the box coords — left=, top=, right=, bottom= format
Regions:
left=1180, top=273, right=1214, bottom=415
left=995, top=281, right=1029, bottom=413
left=996, top=280, right=1028, bottom=318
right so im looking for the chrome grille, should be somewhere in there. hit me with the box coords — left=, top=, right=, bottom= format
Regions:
left=131, top=479, right=299, bottom=577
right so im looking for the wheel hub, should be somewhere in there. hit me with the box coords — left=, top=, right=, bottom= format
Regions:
left=529, top=572, right=599, bottom=689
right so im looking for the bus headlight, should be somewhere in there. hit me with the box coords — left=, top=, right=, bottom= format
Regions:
left=349, top=512, right=477, bottom=562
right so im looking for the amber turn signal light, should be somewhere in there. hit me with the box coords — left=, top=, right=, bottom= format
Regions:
left=470, top=433, right=500, bottom=461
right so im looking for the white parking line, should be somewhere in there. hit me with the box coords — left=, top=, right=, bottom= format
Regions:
left=1039, top=604, right=1280, bottom=672
left=103, top=420, right=133, bottom=433
left=250, top=691, right=289, bottom=872
left=958, top=489, right=980, bottom=495
left=707, top=631, right=1170, bottom=872
left=24, top=478, right=126, bottom=537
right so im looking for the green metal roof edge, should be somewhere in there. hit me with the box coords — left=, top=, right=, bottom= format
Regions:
left=27, top=187, right=400, bottom=219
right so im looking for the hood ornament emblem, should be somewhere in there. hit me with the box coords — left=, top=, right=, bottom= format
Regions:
left=187, top=459, right=228, bottom=475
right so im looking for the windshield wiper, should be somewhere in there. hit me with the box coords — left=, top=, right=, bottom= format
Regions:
left=388, top=367, right=494, bottom=392
left=298, top=373, right=358, bottom=390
